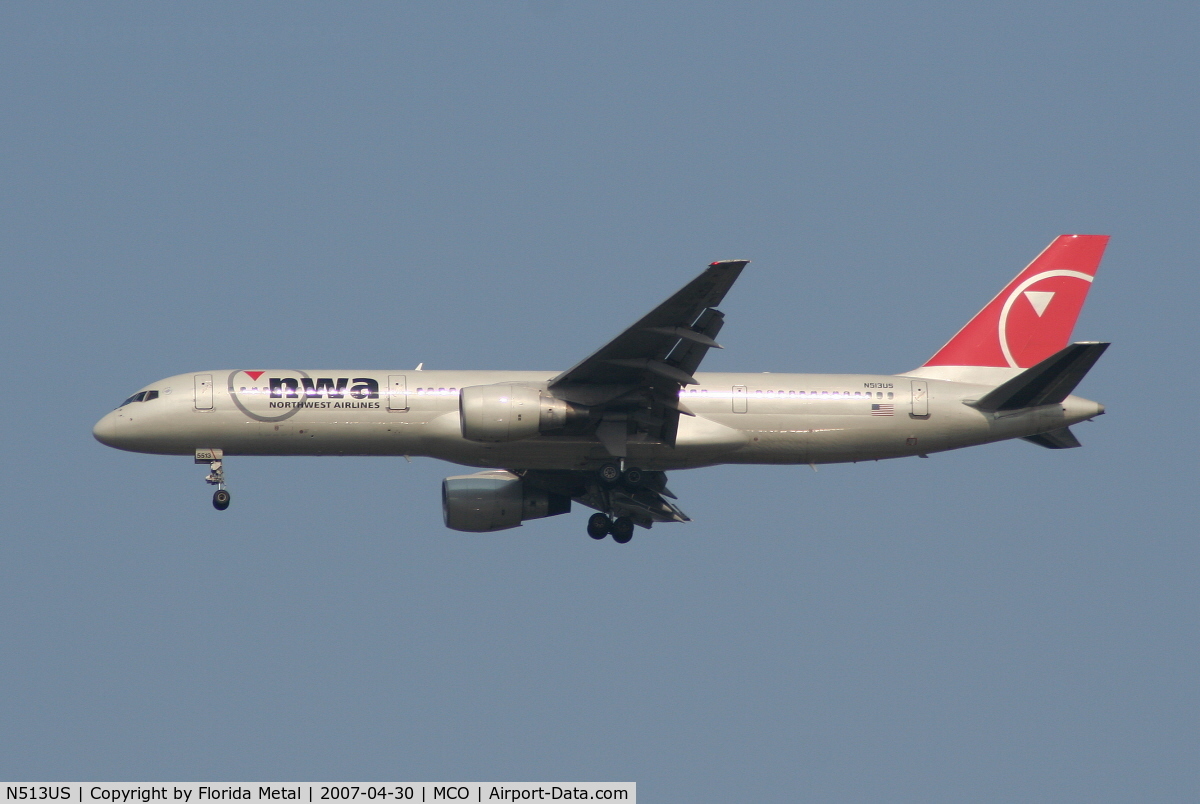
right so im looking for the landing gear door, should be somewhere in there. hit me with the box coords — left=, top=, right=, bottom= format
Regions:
left=194, top=374, right=213, bottom=410
left=388, top=374, right=408, bottom=411
left=732, top=385, right=748, bottom=413
left=911, top=380, right=929, bottom=417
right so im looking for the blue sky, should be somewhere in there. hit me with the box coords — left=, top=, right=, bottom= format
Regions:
left=1, top=3, right=1196, bottom=800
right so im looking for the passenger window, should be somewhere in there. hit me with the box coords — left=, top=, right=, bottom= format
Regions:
left=887, top=392, right=894, bottom=399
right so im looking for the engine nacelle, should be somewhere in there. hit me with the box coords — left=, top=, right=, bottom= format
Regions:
left=459, top=383, right=585, bottom=442
left=442, top=471, right=571, bottom=532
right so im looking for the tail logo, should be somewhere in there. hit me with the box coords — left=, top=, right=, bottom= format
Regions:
left=1023, top=291, right=1054, bottom=316
left=998, top=270, right=1093, bottom=368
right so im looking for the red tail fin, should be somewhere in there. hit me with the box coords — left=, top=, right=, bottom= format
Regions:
left=924, top=235, right=1109, bottom=369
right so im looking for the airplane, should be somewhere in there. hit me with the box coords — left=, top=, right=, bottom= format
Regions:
left=93, top=234, right=1109, bottom=544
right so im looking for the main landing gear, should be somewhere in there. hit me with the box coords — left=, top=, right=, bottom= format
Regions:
left=587, top=512, right=635, bottom=543
left=610, top=516, right=634, bottom=544
left=598, top=462, right=622, bottom=484
left=589, top=461, right=644, bottom=543
left=587, top=513, right=610, bottom=540
left=597, top=462, right=647, bottom=488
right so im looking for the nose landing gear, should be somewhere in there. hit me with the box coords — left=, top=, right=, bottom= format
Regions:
left=196, top=449, right=230, bottom=511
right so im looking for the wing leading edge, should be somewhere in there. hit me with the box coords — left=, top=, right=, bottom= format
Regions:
left=548, top=259, right=748, bottom=453
left=550, top=259, right=747, bottom=398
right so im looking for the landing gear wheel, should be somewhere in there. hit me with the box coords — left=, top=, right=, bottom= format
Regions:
left=611, top=516, right=634, bottom=544
left=204, top=458, right=230, bottom=510
left=587, top=513, right=610, bottom=540
left=622, top=467, right=644, bottom=487
left=598, top=463, right=621, bottom=485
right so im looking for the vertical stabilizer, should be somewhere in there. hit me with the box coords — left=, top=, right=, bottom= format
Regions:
left=922, top=235, right=1108, bottom=372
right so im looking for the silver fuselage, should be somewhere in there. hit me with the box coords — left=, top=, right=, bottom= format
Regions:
left=93, top=369, right=1104, bottom=471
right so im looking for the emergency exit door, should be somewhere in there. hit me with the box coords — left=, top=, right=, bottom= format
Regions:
left=732, top=385, right=748, bottom=413
left=910, top=380, right=929, bottom=417
left=194, top=374, right=213, bottom=410
left=388, top=375, right=408, bottom=411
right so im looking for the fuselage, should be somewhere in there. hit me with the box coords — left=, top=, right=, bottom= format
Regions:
left=93, top=369, right=1104, bottom=471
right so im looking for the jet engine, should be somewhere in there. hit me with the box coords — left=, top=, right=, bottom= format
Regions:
left=459, top=383, right=586, bottom=442
left=442, top=471, right=571, bottom=532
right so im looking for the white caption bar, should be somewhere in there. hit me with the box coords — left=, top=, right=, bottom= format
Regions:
left=2, top=786, right=634, bottom=804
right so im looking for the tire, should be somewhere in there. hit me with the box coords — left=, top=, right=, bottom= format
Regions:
left=598, top=463, right=621, bottom=485
left=587, top=513, right=610, bottom=540
left=611, top=516, right=634, bottom=544
left=622, top=467, right=644, bottom=487
left=212, top=489, right=231, bottom=511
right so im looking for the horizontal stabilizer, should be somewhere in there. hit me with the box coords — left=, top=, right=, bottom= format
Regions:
left=1021, top=427, right=1082, bottom=449
left=974, top=342, right=1109, bottom=412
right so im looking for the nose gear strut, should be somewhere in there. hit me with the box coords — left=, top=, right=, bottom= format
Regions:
left=196, top=448, right=230, bottom=510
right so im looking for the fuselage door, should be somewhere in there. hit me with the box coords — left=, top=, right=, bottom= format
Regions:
left=388, top=375, right=408, bottom=411
left=911, top=380, right=929, bottom=417
left=732, top=385, right=748, bottom=413
left=194, top=374, right=213, bottom=410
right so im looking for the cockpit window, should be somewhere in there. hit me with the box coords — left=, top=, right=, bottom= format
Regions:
left=117, top=390, right=158, bottom=408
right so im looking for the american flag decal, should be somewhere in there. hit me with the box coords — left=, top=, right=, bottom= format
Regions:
left=871, top=403, right=894, bottom=416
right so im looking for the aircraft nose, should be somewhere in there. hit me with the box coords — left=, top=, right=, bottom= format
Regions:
left=92, top=411, right=123, bottom=447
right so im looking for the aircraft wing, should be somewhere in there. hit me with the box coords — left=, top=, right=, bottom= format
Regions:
left=548, top=259, right=748, bottom=452
left=521, top=470, right=690, bottom=528
left=582, top=484, right=690, bottom=527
